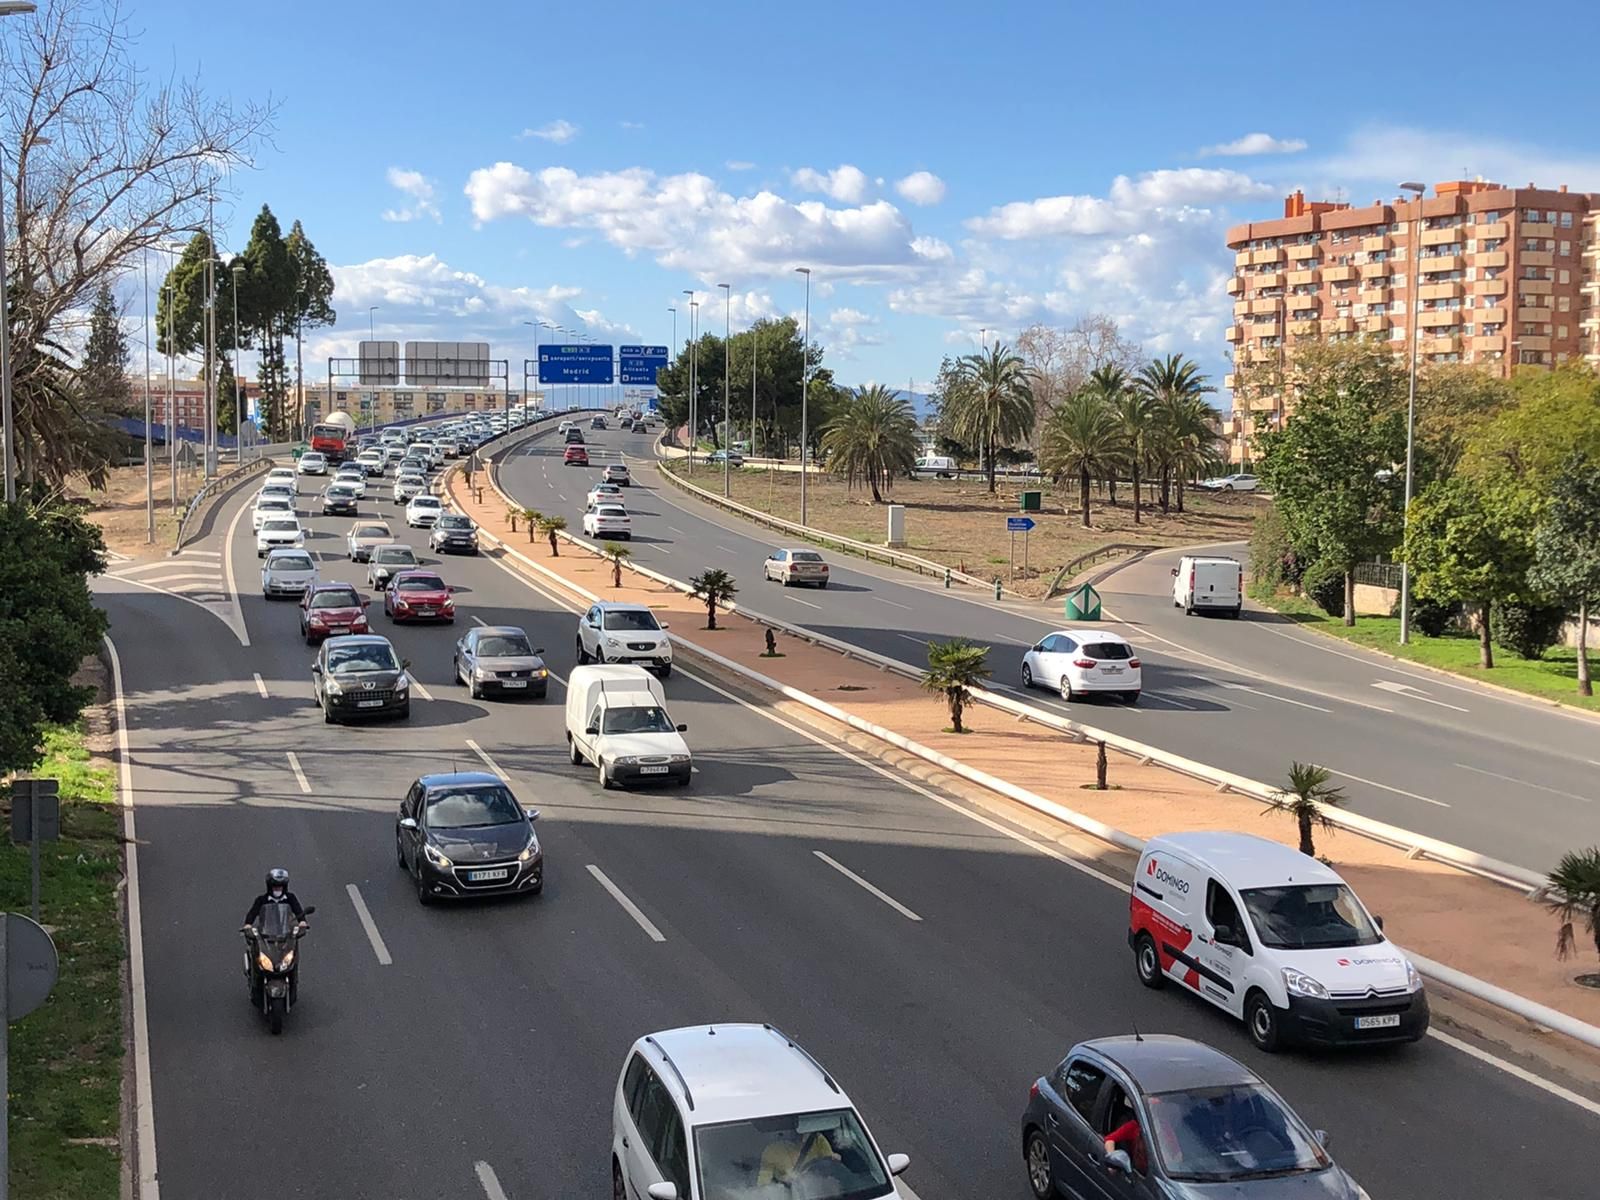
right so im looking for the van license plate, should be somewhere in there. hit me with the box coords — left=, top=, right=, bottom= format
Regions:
left=640, top=765, right=669, bottom=775
left=1354, top=1014, right=1401, bottom=1030
left=467, top=868, right=509, bottom=882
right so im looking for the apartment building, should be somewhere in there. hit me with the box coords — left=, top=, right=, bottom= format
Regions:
left=1222, top=179, right=1600, bottom=464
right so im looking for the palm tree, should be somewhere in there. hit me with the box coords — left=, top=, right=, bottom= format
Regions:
left=535, top=513, right=567, bottom=556
left=1136, top=354, right=1216, bottom=513
left=1040, top=390, right=1123, bottom=528
left=1545, top=847, right=1600, bottom=966
left=952, top=343, right=1036, bottom=493
left=1108, top=377, right=1155, bottom=524
left=522, top=507, right=542, bottom=543
left=921, top=638, right=990, bottom=733
left=688, top=567, right=738, bottom=630
left=1164, top=397, right=1224, bottom=514
left=505, top=506, right=521, bottom=533
left=818, top=384, right=920, bottom=503
left=602, top=541, right=632, bottom=588
left=1085, top=365, right=1130, bottom=506
left=1264, top=762, right=1347, bottom=857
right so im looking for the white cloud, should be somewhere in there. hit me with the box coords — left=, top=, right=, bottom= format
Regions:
left=791, top=164, right=870, bottom=204
left=1299, top=124, right=1600, bottom=197
left=911, top=236, right=953, bottom=262
left=518, top=119, right=579, bottom=144
left=381, top=167, right=440, bottom=223
left=895, top=171, right=947, bottom=206
left=1199, top=132, right=1307, bottom=157
left=725, top=160, right=756, bottom=171
left=967, top=168, right=1273, bottom=240
left=620, top=120, right=645, bottom=131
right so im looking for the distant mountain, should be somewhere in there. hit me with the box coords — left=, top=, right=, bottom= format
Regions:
left=843, top=386, right=935, bottom=419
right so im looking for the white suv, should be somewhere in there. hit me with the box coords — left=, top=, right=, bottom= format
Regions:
left=583, top=503, right=631, bottom=540
left=612, top=1024, right=910, bottom=1200
left=576, top=602, right=672, bottom=676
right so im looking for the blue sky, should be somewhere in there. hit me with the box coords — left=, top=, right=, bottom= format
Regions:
left=132, top=0, right=1600, bottom=396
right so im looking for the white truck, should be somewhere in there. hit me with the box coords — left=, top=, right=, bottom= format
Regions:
left=565, top=665, right=691, bottom=789
left=1171, top=554, right=1243, bottom=618
left=912, top=454, right=957, bottom=479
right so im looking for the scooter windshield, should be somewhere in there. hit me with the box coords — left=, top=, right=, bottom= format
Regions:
left=255, top=902, right=296, bottom=939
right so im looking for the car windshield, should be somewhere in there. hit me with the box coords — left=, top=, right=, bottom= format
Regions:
left=263, top=520, right=298, bottom=533
left=328, top=487, right=354, bottom=497
left=478, top=635, right=533, bottom=657
left=355, top=525, right=389, bottom=539
left=1081, top=641, right=1134, bottom=660
left=311, top=588, right=360, bottom=609
left=791, top=551, right=823, bottom=563
left=375, top=548, right=417, bottom=564
left=270, top=554, right=313, bottom=571
left=602, top=610, right=660, bottom=632
left=257, top=499, right=289, bottom=511
left=695, top=1108, right=890, bottom=1200
left=600, top=705, right=674, bottom=734
left=397, top=576, right=445, bottom=592
left=1240, top=884, right=1383, bottom=950
left=425, top=785, right=523, bottom=829
left=439, top=515, right=472, bottom=530
left=411, top=498, right=440, bottom=508
left=1145, top=1083, right=1329, bottom=1184
left=597, top=507, right=626, bottom=518
left=326, top=644, right=398, bottom=674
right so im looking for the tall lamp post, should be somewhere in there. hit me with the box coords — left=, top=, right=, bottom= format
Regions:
left=367, top=306, right=379, bottom=431
left=795, top=266, right=811, bottom=526
left=682, top=290, right=696, bottom=471
left=143, top=250, right=154, bottom=541
left=522, top=320, right=539, bottom=414
left=1397, top=180, right=1426, bottom=646
left=163, top=281, right=176, bottom=505
left=231, top=263, right=244, bottom=453
left=718, top=282, right=731, bottom=496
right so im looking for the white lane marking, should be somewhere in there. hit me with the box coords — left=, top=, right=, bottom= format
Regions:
left=586, top=865, right=667, bottom=942
left=1428, top=1028, right=1600, bottom=1118
left=1372, top=679, right=1471, bottom=712
left=176, top=548, right=222, bottom=558
left=104, top=572, right=246, bottom=644
left=787, top=595, right=822, bottom=610
left=1215, top=680, right=1332, bottom=713
left=897, top=633, right=928, bottom=647
left=222, top=487, right=252, bottom=647
left=285, top=751, right=312, bottom=794
left=466, top=738, right=510, bottom=781
left=134, top=571, right=221, bottom=585
left=114, top=558, right=212, bottom=576
left=345, top=884, right=393, bottom=966
left=103, top=637, right=162, bottom=1200
left=407, top=674, right=434, bottom=701
left=1454, top=762, right=1592, bottom=804
left=713, top=544, right=736, bottom=555
left=813, top=850, right=923, bottom=922
left=471, top=615, right=487, bottom=626
left=666, top=525, right=686, bottom=534
left=474, top=1160, right=510, bottom=1200
left=875, top=595, right=912, bottom=611
left=1326, top=767, right=1450, bottom=809
left=253, top=673, right=269, bottom=699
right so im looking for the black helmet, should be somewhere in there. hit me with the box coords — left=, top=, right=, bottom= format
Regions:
left=266, top=867, right=289, bottom=893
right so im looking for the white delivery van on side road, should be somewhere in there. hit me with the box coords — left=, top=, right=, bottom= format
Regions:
left=565, top=665, right=691, bottom=789
left=912, top=454, right=957, bottom=479
left=1129, top=831, right=1429, bottom=1052
left=1171, top=554, right=1243, bottom=617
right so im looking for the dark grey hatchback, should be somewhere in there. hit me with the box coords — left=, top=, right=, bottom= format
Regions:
left=1020, top=1035, right=1367, bottom=1200
left=396, top=772, right=543, bottom=906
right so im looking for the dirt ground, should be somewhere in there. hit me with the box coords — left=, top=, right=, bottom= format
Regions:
left=66, top=463, right=207, bottom=561
left=661, top=463, right=1260, bottom=597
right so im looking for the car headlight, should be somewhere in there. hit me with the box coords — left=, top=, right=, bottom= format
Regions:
left=534, top=668, right=548, bottom=678
left=395, top=674, right=410, bottom=690
left=605, top=636, right=622, bottom=647
left=324, top=678, right=343, bottom=695
left=518, top=839, right=540, bottom=862
left=423, top=844, right=452, bottom=868
left=1282, top=967, right=1329, bottom=999
left=474, top=666, right=492, bottom=679
left=256, top=951, right=275, bottom=972
left=1405, top=959, right=1424, bottom=993
left=614, top=756, right=639, bottom=767
left=667, top=754, right=691, bottom=764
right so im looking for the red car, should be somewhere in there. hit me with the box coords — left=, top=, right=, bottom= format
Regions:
left=563, top=445, right=589, bottom=466
left=384, top=569, right=456, bottom=624
left=299, top=583, right=371, bottom=644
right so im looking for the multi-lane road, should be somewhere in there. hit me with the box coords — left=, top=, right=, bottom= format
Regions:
left=499, top=424, right=1598, bottom=873
left=95, top=420, right=1600, bottom=1199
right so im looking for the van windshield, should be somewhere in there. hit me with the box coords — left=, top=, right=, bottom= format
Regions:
left=601, top=706, right=673, bottom=735
left=1239, top=884, right=1382, bottom=950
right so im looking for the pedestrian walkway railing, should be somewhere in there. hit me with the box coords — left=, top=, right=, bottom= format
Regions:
left=172, top=457, right=272, bottom=550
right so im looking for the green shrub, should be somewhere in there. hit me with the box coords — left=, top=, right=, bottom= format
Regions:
left=1393, top=593, right=1457, bottom=637
left=1248, top=507, right=1303, bottom=599
left=1495, top=602, right=1568, bottom=660
left=1301, top=559, right=1347, bottom=618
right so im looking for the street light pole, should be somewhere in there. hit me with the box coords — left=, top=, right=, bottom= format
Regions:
left=682, top=290, right=696, bottom=472
left=751, top=316, right=758, bottom=459
left=163, top=281, right=176, bottom=505
left=231, top=264, right=243, bottom=453
left=367, top=306, right=379, bottom=432
left=719, top=282, right=731, bottom=496
left=143, top=250, right=154, bottom=541
left=1397, top=181, right=1425, bottom=646
left=796, top=267, right=811, bottom=526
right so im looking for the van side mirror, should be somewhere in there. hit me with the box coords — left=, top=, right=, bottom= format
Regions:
left=525, top=808, right=540, bottom=822
left=1212, top=923, right=1237, bottom=946
left=676, top=724, right=688, bottom=732
left=1170, top=566, right=1179, bottom=577
left=585, top=725, right=599, bottom=736
left=1374, top=914, right=1384, bottom=932
left=886, top=1153, right=910, bottom=1177
left=311, top=663, right=322, bottom=673
left=302, top=906, right=317, bottom=916
left=398, top=818, right=418, bottom=831
left=1103, top=1150, right=1133, bottom=1177
left=646, top=1184, right=678, bottom=1200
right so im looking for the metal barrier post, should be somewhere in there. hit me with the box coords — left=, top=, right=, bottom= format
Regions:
left=993, top=578, right=1002, bottom=600
left=944, top=567, right=951, bottom=589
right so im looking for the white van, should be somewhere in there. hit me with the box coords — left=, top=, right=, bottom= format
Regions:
left=1130, top=831, right=1429, bottom=1051
left=1171, top=554, right=1242, bottom=617
left=912, top=454, right=957, bottom=479
left=565, top=665, right=691, bottom=789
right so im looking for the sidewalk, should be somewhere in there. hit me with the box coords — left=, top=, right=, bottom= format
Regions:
left=448, top=468, right=1600, bottom=1033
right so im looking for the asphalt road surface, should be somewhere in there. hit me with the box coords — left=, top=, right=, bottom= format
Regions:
left=94, top=439, right=1600, bottom=1200
left=497, top=423, right=1599, bottom=874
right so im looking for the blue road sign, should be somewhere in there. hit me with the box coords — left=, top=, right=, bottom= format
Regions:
left=1006, top=516, right=1036, bottom=532
left=619, top=344, right=669, bottom=386
left=539, top=344, right=614, bottom=385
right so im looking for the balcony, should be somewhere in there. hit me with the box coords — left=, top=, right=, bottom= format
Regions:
left=1225, top=325, right=1243, bottom=342
left=1285, top=243, right=1320, bottom=261
left=1286, top=294, right=1320, bottom=313
left=1250, top=296, right=1284, bottom=315
left=1420, top=310, right=1461, bottom=328
left=1473, top=334, right=1505, bottom=353
left=1325, top=316, right=1356, bottom=333
left=1248, top=395, right=1280, bottom=412
left=1519, top=278, right=1554, bottom=295
left=1521, top=250, right=1553, bottom=268
left=1521, top=221, right=1556, bottom=238
left=1233, top=299, right=1251, bottom=317
left=1421, top=334, right=1460, bottom=353
left=1473, top=250, right=1508, bottom=269
left=1419, top=281, right=1462, bottom=300
left=1360, top=288, right=1387, bottom=305
left=1518, top=335, right=1552, bottom=351
left=1364, top=315, right=1391, bottom=334
left=1476, top=221, right=1508, bottom=240
left=1288, top=319, right=1319, bottom=336
left=1226, top=276, right=1244, bottom=295
left=1359, top=261, right=1392, bottom=280
left=1234, top=250, right=1252, bottom=268
left=1479, top=278, right=1509, bottom=296
left=1251, top=247, right=1286, bottom=265
left=1419, top=254, right=1464, bottom=274
left=1420, top=227, right=1462, bottom=247
left=1252, top=271, right=1285, bottom=290
left=1287, top=268, right=1319, bottom=287
left=1323, top=264, right=1357, bottom=282
left=1223, top=374, right=1237, bottom=390
left=1478, top=306, right=1507, bottom=323
left=1362, top=235, right=1389, bottom=253
left=1516, top=307, right=1553, bottom=324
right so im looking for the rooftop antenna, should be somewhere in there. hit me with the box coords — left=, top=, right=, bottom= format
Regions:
left=1132, top=1020, right=1144, bottom=1043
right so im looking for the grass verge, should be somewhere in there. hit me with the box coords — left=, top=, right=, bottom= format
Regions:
left=1256, top=591, right=1600, bottom=713
left=2, top=704, right=126, bottom=1197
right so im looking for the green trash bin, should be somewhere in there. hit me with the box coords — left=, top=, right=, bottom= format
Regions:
left=1019, top=490, right=1042, bottom=512
left=1064, top=583, right=1102, bottom=621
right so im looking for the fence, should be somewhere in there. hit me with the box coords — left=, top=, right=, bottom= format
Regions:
left=172, top=457, right=271, bottom=549
left=1354, top=561, right=1405, bottom=590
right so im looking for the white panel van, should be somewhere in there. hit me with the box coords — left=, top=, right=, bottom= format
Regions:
left=565, top=665, right=691, bottom=789
left=1171, top=555, right=1243, bottom=617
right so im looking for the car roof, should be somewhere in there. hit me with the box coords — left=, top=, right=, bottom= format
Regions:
left=324, top=633, right=390, bottom=648
left=637, top=1024, right=848, bottom=1126
left=1148, top=831, right=1346, bottom=890
left=417, top=770, right=503, bottom=790
left=264, top=547, right=312, bottom=559
left=474, top=624, right=526, bottom=637
left=777, top=547, right=822, bottom=555
left=372, top=542, right=415, bottom=553
left=409, top=494, right=441, bottom=502
left=1048, top=628, right=1130, bottom=644
left=393, top=568, right=444, bottom=582
left=1077, top=1035, right=1259, bottom=1094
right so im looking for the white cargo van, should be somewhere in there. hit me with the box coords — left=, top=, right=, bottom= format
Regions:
left=565, top=665, right=691, bottom=789
left=1171, top=554, right=1242, bottom=617
left=912, top=454, right=956, bottom=479
left=1129, top=831, right=1429, bottom=1051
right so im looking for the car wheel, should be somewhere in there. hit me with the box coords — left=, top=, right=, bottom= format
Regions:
left=781, top=573, right=791, bottom=587
left=612, top=1162, right=626, bottom=1200
left=1124, top=691, right=1141, bottom=705
left=1024, top=1129, right=1055, bottom=1200
left=322, top=702, right=336, bottom=725
left=397, top=701, right=410, bottom=721
left=1021, top=662, right=1034, bottom=689
left=1246, top=990, right=1283, bottom=1052
left=395, top=831, right=406, bottom=869
left=1223, top=483, right=1234, bottom=492
left=1058, top=675, right=1074, bottom=702
left=598, top=758, right=615, bottom=790
left=415, top=870, right=434, bottom=907
left=1134, top=933, right=1165, bottom=989
left=657, top=664, right=671, bottom=679
left=468, top=676, right=482, bottom=700
left=568, top=735, right=583, bottom=765
left=575, top=635, right=588, bottom=664
left=817, top=580, right=827, bottom=589
left=1231, top=605, right=1243, bottom=620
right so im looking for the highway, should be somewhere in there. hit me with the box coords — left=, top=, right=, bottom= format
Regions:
left=498, top=423, right=1599, bottom=873
left=94, top=435, right=1600, bottom=1199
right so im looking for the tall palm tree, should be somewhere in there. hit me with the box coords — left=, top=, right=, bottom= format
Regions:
left=818, top=384, right=919, bottom=503
left=1265, top=762, right=1347, bottom=857
left=1085, top=365, right=1130, bottom=507
left=1546, top=847, right=1600, bottom=966
left=1136, top=354, right=1215, bottom=513
left=1107, top=378, right=1155, bottom=525
left=1164, top=396, right=1224, bottom=513
left=952, top=343, right=1036, bottom=493
left=921, top=638, right=990, bottom=733
left=1040, top=390, right=1123, bottom=528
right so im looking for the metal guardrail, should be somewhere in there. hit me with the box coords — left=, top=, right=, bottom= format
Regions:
left=1045, top=543, right=1156, bottom=599
left=172, top=457, right=271, bottom=550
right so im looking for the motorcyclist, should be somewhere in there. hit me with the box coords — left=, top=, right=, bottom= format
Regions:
left=242, top=868, right=308, bottom=930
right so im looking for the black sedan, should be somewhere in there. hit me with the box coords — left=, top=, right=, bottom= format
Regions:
left=321, top=484, right=359, bottom=516
left=1021, top=1035, right=1363, bottom=1200
left=311, top=634, right=411, bottom=724
left=454, top=625, right=548, bottom=699
left=396, top=772, right=543, bottom=905
left=429, top=512, right=479, bottom=555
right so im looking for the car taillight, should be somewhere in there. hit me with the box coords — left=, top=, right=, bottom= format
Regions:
left=1072, top=659, right=1097, bottom=669
left=1029, top=1082, right=1040, bottom=1101
left=1128, top=658, right=1141, bottom=668
left=1189, top=569, right=1195, bottom=593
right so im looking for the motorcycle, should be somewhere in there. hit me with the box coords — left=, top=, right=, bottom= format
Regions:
left=242, top=902, right=315, bottom=1034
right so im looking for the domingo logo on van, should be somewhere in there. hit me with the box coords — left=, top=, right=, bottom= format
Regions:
left=1147, top=857, right=1191, bottom=894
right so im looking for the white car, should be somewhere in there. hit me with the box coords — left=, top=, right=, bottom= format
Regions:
left=264, top=467, right=299, bottom=491
left=1200, top=472, right=1260, bottom=492
left=764, top=548, right=830, bottom=588
left=335, top=468, right=368, bottom=498
left=1020, top=628, right=1141, bottom=703
left=256, top=481, right=297, bottom=506
left=586, top=483, right=626, bottom=509
left=558, top=420, right=574, bottom=435
left=260, top=547, right=318, bottom=599
left=582, top=504, right=631, bottom=540
left=575, top=602, right=672, bottom=675
left=393, top=473, right=427, bottom=503
left=405, top=494, right=444, bottom=528
left=255, top=516, right=305, bottom=558
left=356, top=450, right=386, bottom=477
left=296, top=451, right=328, bottom=475
left=612, top=1024, right=911, bottom=1200
left=252, top=496, right=294, bottom=532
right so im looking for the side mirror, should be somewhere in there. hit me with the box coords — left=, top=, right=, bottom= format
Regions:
left=534, top=647, right=546, bottom=655
left=1374, top=914, right=1385, bottom=932
left=311, top=663, right=322, bottom=673
left=1314, top=1129, right=1330, bottom=1149
left=585, top=725, right=599, bottom=736
left=1031, top=643, right=1044, bottom=653
left=447, top=586, right=457, bottom=594
left=646, top=1185, right=678, bottom=1200
left=1212, top=923, right=1237, bottom=946
left=525, top=808, right=540, bottom=822
left=1170, top=566, right=1179, bottom=577
left=660, top=622, right=670, bottom=630
left=675, top=724, right=688, bottom=733
left=886, top=1153, right=910, bottom=1177
left=302, top=905, right=317, bottom=916
left=401, top=659, right=412, bottom=671
left=1103, top=1150, right=1133, bottom=1177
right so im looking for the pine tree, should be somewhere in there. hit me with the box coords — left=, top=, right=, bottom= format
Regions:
left=285, top=220, right=338, bottom=435
left=81, top=282, right=133, bottom=415
left=239, top=205, right=295, bottom=438
left=215, top=357, right=239, bottom=435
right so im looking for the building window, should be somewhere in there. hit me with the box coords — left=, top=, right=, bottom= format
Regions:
left=1560, top=212, right=1574, bottom=228
left=1547, top=210, right=1559, bottom=223
left=1559, top=269, right=1571, bottom=284
left=1559, top=325, right=1569, bottom=339
left=1481, top=211, right=1500, bottom=224
left=1560, top=240, right=1572, bottom=256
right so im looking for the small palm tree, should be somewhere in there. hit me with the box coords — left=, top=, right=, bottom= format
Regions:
left=1041, top=390, right=1123, bottom=528
left=1545, top=847, right=1600, bottom=966
left=522, top=508, right=542, bottom=543
left=688, top=567, right=738, bottom=630
left=819, top=384, right=920, bottom=503
left=952, top=343, right=1036, bottom=493
left=505, top=506, right=521, bottom=533
left=1264, top=762, right=1347, bottom=857
left=536, top=513, right=567, bottom=556
left=603, top=541, right=632, bottom=588
left=921, top=638, right=990, bottom=733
